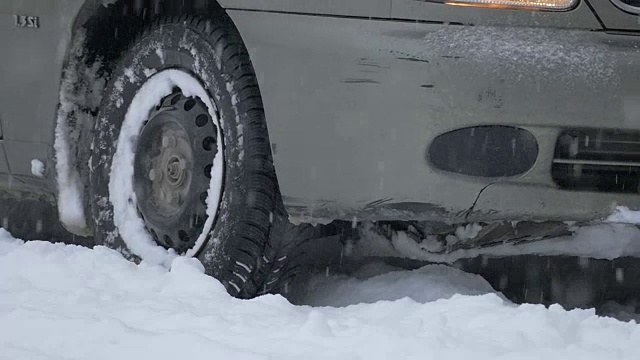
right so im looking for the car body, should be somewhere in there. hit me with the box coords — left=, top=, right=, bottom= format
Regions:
left=1, top=0, right=640, bottom=237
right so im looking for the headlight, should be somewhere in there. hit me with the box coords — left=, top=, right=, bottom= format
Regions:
left=444, top=0, right=578, bottom=11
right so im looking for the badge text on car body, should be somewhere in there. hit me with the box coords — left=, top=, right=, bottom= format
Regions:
left=14, top=15, right=39, bottom=29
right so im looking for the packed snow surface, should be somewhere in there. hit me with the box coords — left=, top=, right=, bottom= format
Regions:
left=294, top=262, right=500, bottom=307
left=3, top=231, right=640, bottom=360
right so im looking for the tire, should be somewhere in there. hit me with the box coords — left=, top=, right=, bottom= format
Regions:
left=90, top=13, right=281, bottom=298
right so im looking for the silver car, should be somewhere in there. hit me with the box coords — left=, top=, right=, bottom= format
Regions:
left=1, top=0, right=640, bottom=297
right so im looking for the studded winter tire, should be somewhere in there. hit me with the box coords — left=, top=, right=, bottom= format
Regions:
left=90, top=14, right=283, bottom=298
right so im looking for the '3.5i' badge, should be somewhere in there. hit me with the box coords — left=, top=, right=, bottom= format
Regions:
left=14, top=15, right=39, bottom=28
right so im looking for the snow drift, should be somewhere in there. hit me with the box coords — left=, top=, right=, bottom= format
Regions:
left=2, top=230, right=640, bottom=360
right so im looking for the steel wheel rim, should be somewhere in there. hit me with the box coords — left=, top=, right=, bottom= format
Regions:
left=133, top=90, right=220, bottom=253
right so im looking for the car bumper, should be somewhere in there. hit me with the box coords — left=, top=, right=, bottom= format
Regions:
left=231, top=10, right=640, bottom=224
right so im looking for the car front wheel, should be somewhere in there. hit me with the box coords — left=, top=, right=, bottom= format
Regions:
left=90, top=14, right=283, bottom=298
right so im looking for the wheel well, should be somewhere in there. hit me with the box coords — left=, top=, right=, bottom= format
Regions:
left=74, top=0, right=228, bottom=71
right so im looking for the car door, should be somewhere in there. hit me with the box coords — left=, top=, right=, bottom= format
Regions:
left=218, top=0, right=391, bottom=18
left=0, top=0, right=84, bottom=177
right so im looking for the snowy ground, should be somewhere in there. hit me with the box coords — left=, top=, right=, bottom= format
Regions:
left=3, top=230, right=640, bottom=360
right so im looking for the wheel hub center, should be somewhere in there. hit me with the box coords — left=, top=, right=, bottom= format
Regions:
left=165, top=154, right=186, bottom=187
left=144, top=126, right=192, bottom=211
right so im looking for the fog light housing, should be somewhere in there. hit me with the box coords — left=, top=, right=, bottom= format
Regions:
left=428, top=126, right=538, bottom=178
left=445, top=0, right=578, bottom=11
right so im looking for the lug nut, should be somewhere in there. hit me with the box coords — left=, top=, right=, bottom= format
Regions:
left=166, top=191, right=181, bottom=204
left=162, top=134, right=176, bottom=148
left=149, top=169, right=162, bottom=181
